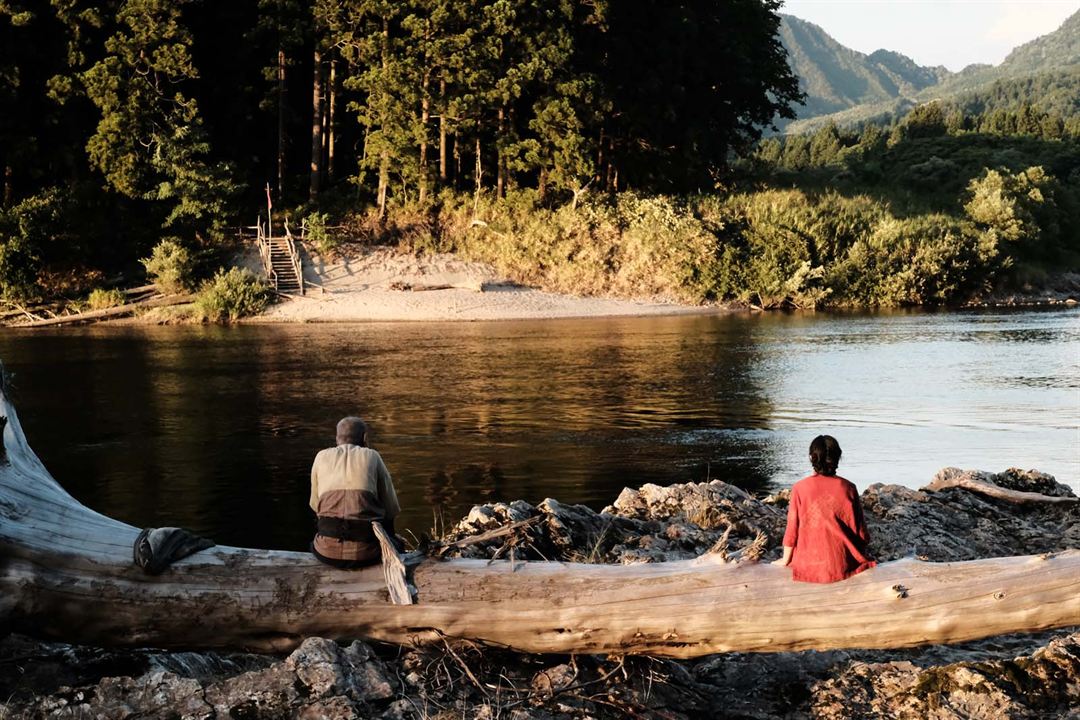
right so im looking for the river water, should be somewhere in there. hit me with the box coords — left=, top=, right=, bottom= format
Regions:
left=0, top=308, right=1076, bottom=551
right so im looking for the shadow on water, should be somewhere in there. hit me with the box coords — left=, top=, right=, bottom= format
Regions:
left=0, top=307, right=1076, bottom=550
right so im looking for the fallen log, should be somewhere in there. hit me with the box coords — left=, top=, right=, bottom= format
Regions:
left=0, top=381, right=1077, bottom=658
left=389, top=280, right=484, bottom=292
left=926, top=468, right=1079, bottom=505
left=13, top=293, right=192, bottom=328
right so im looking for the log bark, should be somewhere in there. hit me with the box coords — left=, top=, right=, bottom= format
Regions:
left=0, top=385, right=1077, bottom=658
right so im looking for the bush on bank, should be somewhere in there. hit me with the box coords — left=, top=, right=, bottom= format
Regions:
left=85, top=287, right=126, bottom=310
left=141, top=239, right=196, bottom=294
left=379, top=164, right=1073, bottom=309
left=194, top=268, right=274, bottom=322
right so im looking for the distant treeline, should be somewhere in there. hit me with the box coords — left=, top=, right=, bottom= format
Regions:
left=784, top=71, right=1080, bottom=139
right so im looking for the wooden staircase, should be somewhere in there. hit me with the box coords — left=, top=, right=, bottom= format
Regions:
left=256, top=217, right=304, bottom=296
left=268, top=236, right=302, bottom=294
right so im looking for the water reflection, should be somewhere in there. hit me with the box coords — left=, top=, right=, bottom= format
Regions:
left=0, top=307, right=1076, bottom=551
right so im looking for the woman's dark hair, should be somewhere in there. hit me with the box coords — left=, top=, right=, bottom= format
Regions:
left=809, top=435, right=842, bottom=476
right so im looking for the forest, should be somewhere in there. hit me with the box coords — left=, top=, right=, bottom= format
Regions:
left=0, top=0, right=1077, bottom=311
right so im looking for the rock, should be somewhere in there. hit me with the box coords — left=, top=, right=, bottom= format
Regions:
left=807, top=632, right=1080, bottom=719
left=866, top=469, right=1077, bottom=562
left=441, top=478, right=786, bottom=564
left=530, top=663, right=576, bottom=697
left=380, top=698, right=417, bottom=719
left=204, top=664, right=301, bottom=718
left=297, top=696, right=361, bottom=719
left=286, top=637, right=347, bottom=697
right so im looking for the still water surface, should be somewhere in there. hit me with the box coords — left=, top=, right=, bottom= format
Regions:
left=1, top=308, right=1076, bottom=551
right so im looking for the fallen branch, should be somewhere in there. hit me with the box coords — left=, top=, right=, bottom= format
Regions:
left=14, top=294, right=192, bottom=328
left=373, top=521, right=414, bottom=605
left=434, top=516, right=541, bottom=556
left=925, top=472, right=1078, bottom=505
left=389, top=280, right=483, bottom=292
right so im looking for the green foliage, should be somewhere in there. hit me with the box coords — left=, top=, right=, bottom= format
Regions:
left=1, top=0, right=1073, bottom=310
left=0, top=234, right=38, bottom=302
left=86, top=287, right=125, bottom=310
left=901, top=102, right=948, bottom=139
left=141, top=238, right=195, bottom=293
left=304, top=211, right=338, bottom=255
left=0, top=189, right=82, bottom=301
left=80, top=0, right=238, bottom=235
left=395, top=191, right=722, bottom=303
left=964, top=166, right=1064, bottom=261
left=829, top=215, right=996, bottom=306
left=390, top=187, right=1017, bottom=309
left=193, top=267, right=274, bottom=322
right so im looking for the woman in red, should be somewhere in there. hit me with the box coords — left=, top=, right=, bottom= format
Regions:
left=772, top=435, right=876, bottom=583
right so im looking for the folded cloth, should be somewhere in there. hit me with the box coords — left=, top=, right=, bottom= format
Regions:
left=133, top=527, right=215, bottom=575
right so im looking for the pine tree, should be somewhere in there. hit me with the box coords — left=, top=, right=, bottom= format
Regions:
left=81, top=0, right=237, bottom=234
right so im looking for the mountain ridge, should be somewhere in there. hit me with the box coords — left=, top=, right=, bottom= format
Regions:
left=778, top=9, right=1080, bottom=134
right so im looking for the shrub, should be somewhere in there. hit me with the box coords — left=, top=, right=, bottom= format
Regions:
left=305, top=211, right=339, bottom=256
left=141, top=238, right=195, bottom=293
left=86, top=287, right=126, bottom=310
left=964, top=166, right=1063, bottom=262
left=0, top=235, right=39, bottom=302
left=0, top=189, right=77, bottom=302
left=194, top=267, right=274, bottom=322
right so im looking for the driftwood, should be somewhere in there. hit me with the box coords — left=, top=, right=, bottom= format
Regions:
left=926, top=470, right=1079, bottom=505
left=14, top=293, right=193, bottom=328
left=389, top=280, right=484, bottom=292
left=0, top=383, right=1078, bottom=657
left=372, top=521, right=415, bottom=605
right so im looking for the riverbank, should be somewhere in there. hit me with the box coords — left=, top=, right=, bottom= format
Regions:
left=152, top=242, right=1080, bottom=326
left=247, top=245, right=717, bottom=323
left=2, top=467, right=1076, bottom=719
left=4, top=242, right=1077, bottom=328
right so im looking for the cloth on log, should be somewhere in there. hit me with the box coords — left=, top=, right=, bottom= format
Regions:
left=133, top=527, right=215, bottom=575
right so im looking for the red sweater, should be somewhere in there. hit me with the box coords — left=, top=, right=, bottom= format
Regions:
left=782, top=473, right=876, bottom=583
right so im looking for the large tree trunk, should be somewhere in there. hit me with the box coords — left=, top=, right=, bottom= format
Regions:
left=309, top=48, right=322, bottom=202
left=327, top=59, right=336, bottom=182
left=439, top=80, right=447, bottom=184
left=496, top=106, right=506, bottom=199
left=419, top=71, right=430, bottom=203
left=276, top=48, right=286, bottom=201
left=0, top=386, right=1077, bottom=658
left=376, top=18, right=390, bottom=219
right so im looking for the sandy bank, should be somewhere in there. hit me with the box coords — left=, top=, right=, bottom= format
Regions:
left=248, top=245, right=716, bottom=323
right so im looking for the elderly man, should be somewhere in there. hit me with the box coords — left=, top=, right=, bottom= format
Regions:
left=309, top=416, right=400, bottom=569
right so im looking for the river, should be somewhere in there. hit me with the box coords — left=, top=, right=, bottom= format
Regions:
left=0, top=308, right=1076, bottom=551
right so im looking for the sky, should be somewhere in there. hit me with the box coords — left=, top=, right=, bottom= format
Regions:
left=781, top=0, right=1079, bottom=72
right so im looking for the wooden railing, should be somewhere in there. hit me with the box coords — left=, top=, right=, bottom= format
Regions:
left=283, top=218, right=304, bottom=296
left=254, top=214, right=304, bottom=295
left=255, top=216, right=278, bottom=289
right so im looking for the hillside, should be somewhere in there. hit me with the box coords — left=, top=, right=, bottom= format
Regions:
left=782, top=9, right=1080, bottom=134
left=777, top=15, right=950, bottom=119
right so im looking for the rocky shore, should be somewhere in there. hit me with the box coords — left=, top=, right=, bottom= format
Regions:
left=1, top=468, right=1077, bottom=719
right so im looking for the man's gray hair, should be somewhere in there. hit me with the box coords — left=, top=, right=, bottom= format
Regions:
left=336, top=416, right=367, bottom=446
